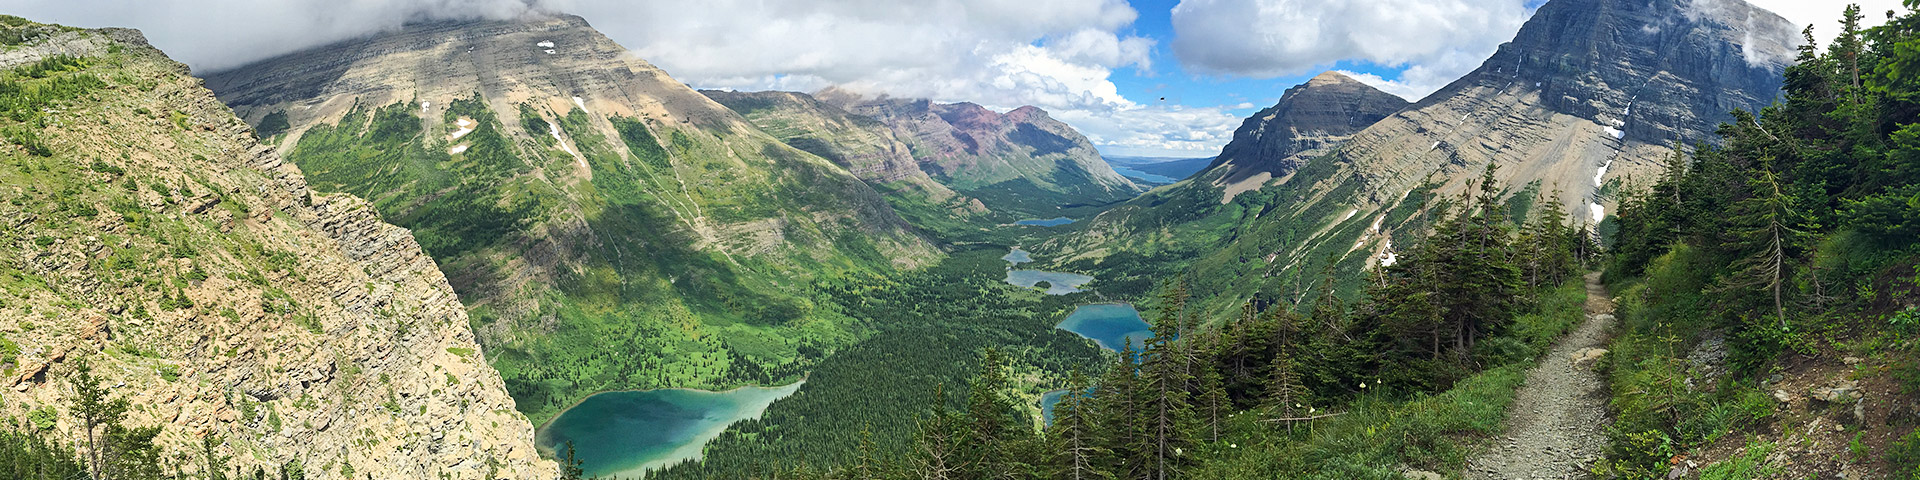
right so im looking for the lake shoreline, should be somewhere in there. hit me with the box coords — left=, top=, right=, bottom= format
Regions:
left=533, top=374, right=809, bottom=451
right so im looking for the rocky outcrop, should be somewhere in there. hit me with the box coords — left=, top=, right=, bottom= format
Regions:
left=816, top=88, right=1143, bottom=212
left=1201, top=71, right=1410, bottom=202
left=0, top=23, right=553, bottom=479
left=702, top=89, right=989, bottom=217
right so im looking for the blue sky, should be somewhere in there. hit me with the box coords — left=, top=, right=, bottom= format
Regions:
left=14, top=0, right=1891, bottom=158
left=1106, top=0, right=1443, bottom=122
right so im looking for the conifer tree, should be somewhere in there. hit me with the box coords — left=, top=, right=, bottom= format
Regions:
left=1193, top=364, right=1230, bottom=444
left=1047, top=370, right=1111, bottom=480
left=911, top=384, right=963, bottom=480
left=1140, top=284, right=1195, bottom=480
left=1724, top=168, right=1813, bottom=326
left=1091, top=345, right=1143, bottom=480
left=1263, top=350, right=1311, bottom=423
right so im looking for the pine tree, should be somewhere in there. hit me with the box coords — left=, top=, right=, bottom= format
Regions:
left=852, top=425, right=880, bottom=480
left=911, top=384, right=963, bottom=480
left=1139, top=286, right=1194, bottom=480
left=559, top=441, right=585, bottom=480
left=1047, top=370, right=1110, bottom=480
left=70, top=358, right=128, bottom=479
left=1724, top=168, right=1814, bottom=326
left=1262, top=350, right=1311, bottom=422
left=1091, top=346, right=1143, bottom=480
left=1193, top=364, right=1230, bottom=444
left=960, top=348, right=1031, bottom=480
left=199, top=435, right=229, bottom=480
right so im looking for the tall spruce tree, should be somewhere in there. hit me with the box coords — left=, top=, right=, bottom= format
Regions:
left=912, top=384, right=964, bottom=480
left=1092, top=345, right=1143, bottom=480
left=1047, top=370, right=1111, bottom=480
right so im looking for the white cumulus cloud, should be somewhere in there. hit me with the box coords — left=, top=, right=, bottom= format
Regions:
left=1170, top=0, right=1533, bottom=100
left=14, top=0, right=1240, bottom=155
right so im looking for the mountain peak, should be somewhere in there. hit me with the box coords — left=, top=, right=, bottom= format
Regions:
left=1199, top=71, right=1411, bottom=198
left=1307, top=70, right=1358, bottom=86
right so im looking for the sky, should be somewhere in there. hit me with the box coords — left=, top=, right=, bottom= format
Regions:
left=6, top=0, right=1896, bottom=158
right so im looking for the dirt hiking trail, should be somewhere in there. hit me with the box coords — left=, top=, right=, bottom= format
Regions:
left=1465, top=271, right=1615, bottom=479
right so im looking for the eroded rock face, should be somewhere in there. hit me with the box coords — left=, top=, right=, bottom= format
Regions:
left=815, top=88, right=1143, bottom=210
left=0, top=24, right=553, bottom=479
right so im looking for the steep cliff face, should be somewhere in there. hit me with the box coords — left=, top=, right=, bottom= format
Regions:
left=1049, top=0, right=1795, bottom=320
left=1202, top=71, right=1410, bottom=203
left=202, top=15, right=939, bottom=424
left=701, top=89, right=989, bottom=228
left=815, top=89, right=1144, bottom=215
left=0, top=21, right=551, bottom=479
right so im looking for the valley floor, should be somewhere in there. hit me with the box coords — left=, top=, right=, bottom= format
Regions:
left=1466, top=272, right=1616, bottom=478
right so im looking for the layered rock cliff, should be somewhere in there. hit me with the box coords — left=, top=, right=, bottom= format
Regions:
left=815, top=89, right=1144, bottom=215
left=0, top=21, right=552, bottom=479
left=202, top=15, right=939, bottom=424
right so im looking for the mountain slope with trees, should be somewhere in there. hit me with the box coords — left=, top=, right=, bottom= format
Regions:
left=201, top=15, right=941, bottom=425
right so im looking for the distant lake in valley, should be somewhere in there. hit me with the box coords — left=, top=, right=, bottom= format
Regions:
left=1002, top=248, right=1033, bottom=265
left=1055, top=303, right=1153, bottom=352
left=1006, top=269, right=1094, bottom=295
left=537, top=381, right=804, bottom=478
left=1014, top=217, right=1076, bottom=227
left=1108, top=164, right=1177, bottom=184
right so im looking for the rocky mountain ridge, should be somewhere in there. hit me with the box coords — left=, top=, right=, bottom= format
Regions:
left=701, top=89, right=990, bottom=229
left=815, top=88, right=1144, bottom=215
left=0, top=22, right=552, bottom=479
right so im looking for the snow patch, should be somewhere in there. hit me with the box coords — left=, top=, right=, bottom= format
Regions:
left=1430, top=141, right=1441, bottom=150
left=420, top=101, right=429, bottom=112
left=1380, top=239, right=1398, bottom=267
left=572, top=96, right=589, bottom=113
left=537, top=41, right=555, bottom=48
left=1369, top=215, right=1385, bottom=234
left=449, top=144, right=469, bottom=155
left=544, top=49, right=556, bottom=55
left=1589, top=202, right=1605, bottom=225
left=450, top=117, right=475, bottom=140
left=1603, top=126, right=1624, bottom=140
left=1341, top=209, right=1357, bottom=222
left=1595, top=156, right=1615, bottom=187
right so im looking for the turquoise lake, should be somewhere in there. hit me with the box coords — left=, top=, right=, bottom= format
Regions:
left=1055, top=303, right=1153, bottom=351
left=536, top=382, right=803, bottom=478
left=1006, top=269, right=1094, bottom=295
left=1014, top=217, right=1076, bottom=226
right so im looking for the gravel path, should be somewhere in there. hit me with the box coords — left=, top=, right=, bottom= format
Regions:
left=1465, top=272, right=1615, bottom=479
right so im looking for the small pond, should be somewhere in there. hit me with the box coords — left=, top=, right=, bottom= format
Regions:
left=1014, top=217, right=1076, bottom=227
left=537, top=381, right=804, bottom=478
